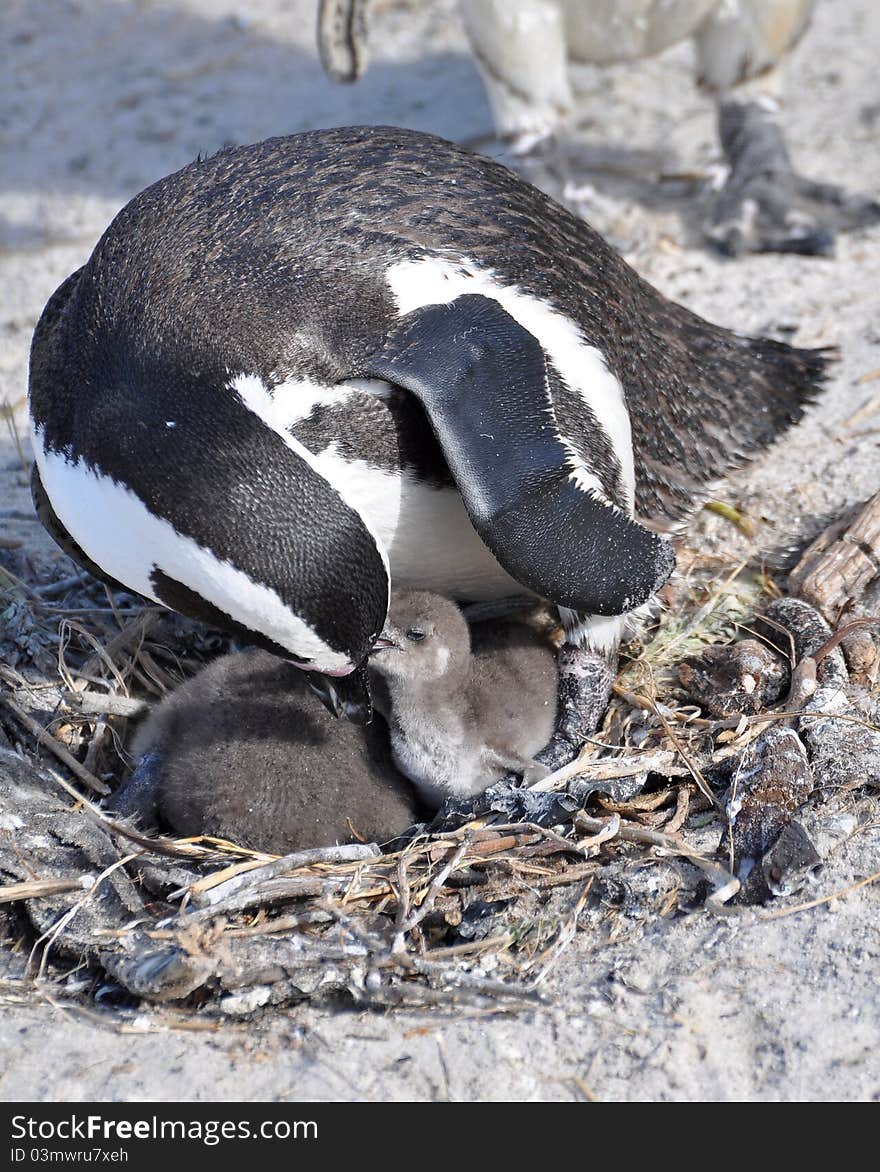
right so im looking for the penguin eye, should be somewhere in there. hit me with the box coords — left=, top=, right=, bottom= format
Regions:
left=406, top=629, right=427, bottom=642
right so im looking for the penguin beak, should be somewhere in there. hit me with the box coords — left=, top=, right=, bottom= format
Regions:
left=370, top=636, right=398, bottom=651
left=304, top=674, right=345, bottom=719
left=371, top=620, right=400, bottom=653
left=306, top=664, right=373, bottom=725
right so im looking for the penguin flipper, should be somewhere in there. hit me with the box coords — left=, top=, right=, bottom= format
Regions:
left=105, top=752, right=163, bottom=823
left=368, top=294, right=674, bottom=615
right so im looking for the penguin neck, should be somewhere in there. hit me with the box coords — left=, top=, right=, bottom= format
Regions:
left=383, top=646, right=473, bottom=741
left=381, top=653, right=481, bottom=805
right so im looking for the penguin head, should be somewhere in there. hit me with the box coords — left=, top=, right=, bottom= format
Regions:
left=29, top=307, right=391, bottom=714
left=369, top=590, right=471, bottom=685
left=143, top=534, right=384, bottom=728
left=137, top=369, right=392, bottom=685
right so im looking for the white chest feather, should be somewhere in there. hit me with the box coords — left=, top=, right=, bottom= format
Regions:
left=29, top=423, right=351, bottom=671
left=389, top=720, right=485, bottom=806
left=232, top=372, right=522, bottom=602
left=316, top=451, right=521, bottom=601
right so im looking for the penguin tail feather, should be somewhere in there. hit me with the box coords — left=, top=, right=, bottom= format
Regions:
left=629, top=299, right=836, bottom=525
left=740, top=336, right=836, bottom=417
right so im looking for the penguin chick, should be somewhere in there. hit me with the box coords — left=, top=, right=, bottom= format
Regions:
left=369, top=591, right=558, bottom=807
left=111, top=649, right=420, bottom=854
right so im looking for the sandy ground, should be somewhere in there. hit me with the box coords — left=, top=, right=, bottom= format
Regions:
left=1, top=0, right=879, bottom=1102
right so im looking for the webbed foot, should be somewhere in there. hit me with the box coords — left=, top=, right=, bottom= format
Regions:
left=706, top=100, right=880, bottom=257
left=535, top=644, right=616, bottom=773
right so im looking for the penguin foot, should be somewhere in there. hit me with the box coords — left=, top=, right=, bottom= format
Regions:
left=706, top=100, right=880, bottom=257
left=535, top=645, right=616, bottom=773
left=428, top=778, right=578, bottom=832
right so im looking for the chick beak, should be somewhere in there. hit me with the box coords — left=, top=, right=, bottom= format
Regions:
left=370, top=636, right=398, bottom=651
left=371, top=621, right=400, bottom=653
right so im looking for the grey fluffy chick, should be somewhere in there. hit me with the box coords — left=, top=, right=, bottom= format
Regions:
left=111, top=649, right=420, bottom=853
left=369, top=591, right=558, bottom=807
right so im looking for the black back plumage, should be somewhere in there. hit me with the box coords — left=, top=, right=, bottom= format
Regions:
left=30, top=125, right=829, bottom=669
left=33, top=125, right=824, bottom=528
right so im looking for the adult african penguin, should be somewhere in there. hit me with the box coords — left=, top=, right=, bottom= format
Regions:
left=320, top=0, right=880, bottom=257
left=28, top=125, right=828, bottom=731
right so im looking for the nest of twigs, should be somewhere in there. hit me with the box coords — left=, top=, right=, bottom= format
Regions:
left=1, top=505, right=879, bottom=1018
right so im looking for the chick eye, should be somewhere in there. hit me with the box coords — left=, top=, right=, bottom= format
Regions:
left=406, top=629, right=427, bottom=642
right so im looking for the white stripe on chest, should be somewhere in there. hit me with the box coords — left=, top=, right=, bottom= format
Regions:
left=301, top=444, right=524, bottom=599
left=231, top=372, right=392, bottom=586
left=384, top=254, right=636, bottom=511
left=232, top=373, right=522, bottom=602
left=30, top=424, right=352, bottom=672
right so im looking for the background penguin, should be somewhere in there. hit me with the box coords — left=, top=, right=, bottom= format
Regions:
left=319, top=0, right=879, bottom=256
left=369, top=590, right=558, bottom=806
left=108, top=648, right=421, bottom=853
left=28, top=124, right=828, bottom=758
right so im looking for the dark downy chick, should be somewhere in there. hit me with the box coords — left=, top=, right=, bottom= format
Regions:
left=111, top=649, right=420, bottom=853
left=369, top=591, right=558, bottom=807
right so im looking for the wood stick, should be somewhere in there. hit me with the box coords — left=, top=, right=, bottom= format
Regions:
left=574, top=813, right=739, bottom=906
left=62, top=690, right=148, bottom=718
left=192, top=843, right=380, bottom=908
left=0, top=694, right=110, bottom=796
left=79, top=609, right=161, bottom=683
left=528, top=747, right=680, bottom=793
left=0, top=878, right=89, bottom=904
left=391, top=853, right=412, bottom=953
left=34, top=572, right=90, bottom=599
left=397, top=841, right=469, bottom=940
